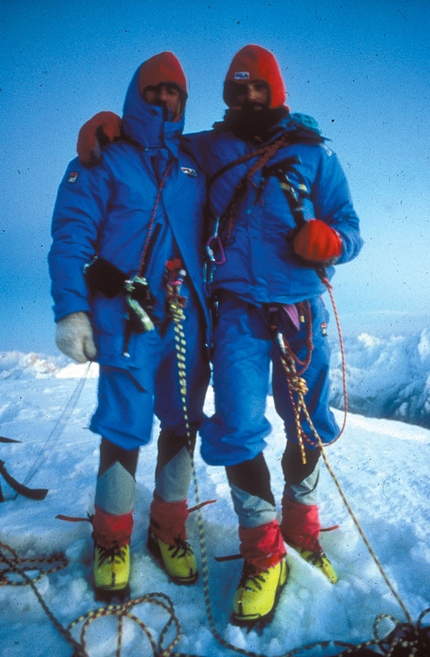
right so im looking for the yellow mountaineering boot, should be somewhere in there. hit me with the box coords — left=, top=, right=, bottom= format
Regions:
left=148, top=530, right=198, bottom=585
left=93, top=542, right=131, bottom=594
left=91, top=506, right=134, bottom=598
left=292, top=544, right=337, bottom=583
left=232, top=558, right=289, bottom=627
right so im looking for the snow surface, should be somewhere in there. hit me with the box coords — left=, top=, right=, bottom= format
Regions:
left=0, top=334, right=429, bottom=657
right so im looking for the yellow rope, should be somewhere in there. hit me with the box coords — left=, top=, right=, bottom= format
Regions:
left=0, top=541, right=68, bottom=587
left=0, top=542, right=87, bottom=656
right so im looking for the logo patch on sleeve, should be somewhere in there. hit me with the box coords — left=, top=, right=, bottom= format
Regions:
left=234, top=71, right=250, bottom=80
left=181, top=167, right=197, bottom=177
left=67, top=172, right=79, bottom=183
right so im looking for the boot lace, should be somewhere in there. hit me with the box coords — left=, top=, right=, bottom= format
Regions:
left=96, top=543, right=127, bottom=565
left=239, top=562, right=268, bottom=592
left=168, top=538, right=194, bottom=560
left=303, top=548, right=325, bottom=567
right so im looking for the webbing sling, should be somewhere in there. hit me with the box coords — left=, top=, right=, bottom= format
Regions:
left=208, top=133, right=291, bottom=242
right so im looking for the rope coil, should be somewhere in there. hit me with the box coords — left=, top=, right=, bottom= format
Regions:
left=68, top=592, right=182, bottom=657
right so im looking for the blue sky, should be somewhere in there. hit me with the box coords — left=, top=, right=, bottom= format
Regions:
left=1, top=0, right=429, bottom=354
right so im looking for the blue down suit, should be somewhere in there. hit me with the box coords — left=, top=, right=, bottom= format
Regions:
left=49, top=67, right=210, bottom=453
left=184, top=116, right=363, bottom=469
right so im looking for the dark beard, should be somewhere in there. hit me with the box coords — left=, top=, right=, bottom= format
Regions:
left=221, top=106, right=289, bottom=139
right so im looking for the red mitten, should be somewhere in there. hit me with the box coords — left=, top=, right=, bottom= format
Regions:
left=293, top=219, right=342, bottom=263
left=77, top=111, right=122, bottom=165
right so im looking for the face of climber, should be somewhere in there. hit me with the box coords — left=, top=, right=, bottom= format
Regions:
left=231, top=80, right=270, bottom=111
left=143, top=83, right=182, bottom=118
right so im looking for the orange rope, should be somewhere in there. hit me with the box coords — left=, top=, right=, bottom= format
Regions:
left=277, top=278, right=414, bottom=625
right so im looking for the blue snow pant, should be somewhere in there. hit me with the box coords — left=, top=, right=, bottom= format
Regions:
left=91, top=298, right=210, bottom=515
left=200, top=293, right=338, bottom=528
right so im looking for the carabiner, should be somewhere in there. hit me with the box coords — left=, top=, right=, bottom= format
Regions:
left=206, top=216, right=226, bottom=265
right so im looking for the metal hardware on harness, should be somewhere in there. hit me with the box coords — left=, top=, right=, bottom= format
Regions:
left=204, top=215, right=226, bottom=297
left=124, top=275, right=158, bottom=334
left=205, top=216, right=226, bottom=266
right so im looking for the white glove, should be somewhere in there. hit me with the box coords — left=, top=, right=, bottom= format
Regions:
left=55, top=312, right=97, bottom=363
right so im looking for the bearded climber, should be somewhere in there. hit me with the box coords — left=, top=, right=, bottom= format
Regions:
left=49, top=52, right=210, bottom=599
left=187, top=44, right=362, bottom=626
left=75, top=44, right=363, bottom=625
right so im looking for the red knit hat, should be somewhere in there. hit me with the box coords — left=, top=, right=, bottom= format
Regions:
left=138, top=51, right=188, bottom=98
left=224, top=44, right=288, bottom=109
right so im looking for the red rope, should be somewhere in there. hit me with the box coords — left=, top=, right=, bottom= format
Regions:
left=138, top=161, right=172, bottom=276
left=320, top=275, right=348, bottom=445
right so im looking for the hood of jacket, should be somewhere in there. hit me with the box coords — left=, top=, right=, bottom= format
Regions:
left=223, top=44, right=289, bottom=110
left=121, top=60, right=185, bottom=159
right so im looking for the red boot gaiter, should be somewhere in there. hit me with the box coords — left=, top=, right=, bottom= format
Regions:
left=92, top=505, right=134, bottom=549
left=281, top=497, right=321, bottom=551
left=150, top=494, right=189, bottom=546
left=239, top=520, right=286, bottom=572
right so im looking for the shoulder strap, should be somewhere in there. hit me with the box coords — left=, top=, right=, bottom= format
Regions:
left=208, top=132, right=290, bottom=190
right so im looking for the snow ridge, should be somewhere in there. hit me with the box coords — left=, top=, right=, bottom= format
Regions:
left=330, top=329, right=430, bottom=429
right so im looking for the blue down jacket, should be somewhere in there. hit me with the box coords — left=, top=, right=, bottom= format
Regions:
left=184, top=115, right=363, bottom=304
left=49, top=67, right=208, bottom=388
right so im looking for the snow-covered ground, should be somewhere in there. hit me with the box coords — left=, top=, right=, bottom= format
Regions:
left=0, top=333, right=429, bottom=657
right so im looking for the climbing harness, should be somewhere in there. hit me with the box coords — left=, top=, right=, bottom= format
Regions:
left=204, top=120, right=323, bottom=265
left=124, top=162, right=172, bottom=339
left=212, top=134, right=293, bottom=247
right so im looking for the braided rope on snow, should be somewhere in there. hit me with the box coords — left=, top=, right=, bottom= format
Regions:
left=67, top=592, right=181, bottom=657
left=0, top=542, right=87, bottom=656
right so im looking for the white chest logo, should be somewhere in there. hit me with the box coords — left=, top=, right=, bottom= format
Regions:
left=181, top=167, right=197, bottom=177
